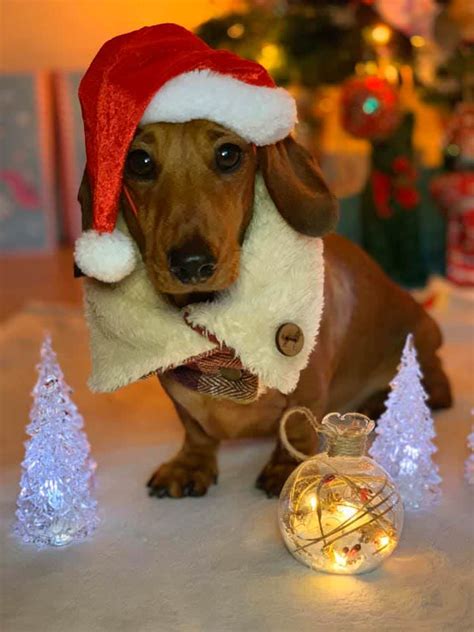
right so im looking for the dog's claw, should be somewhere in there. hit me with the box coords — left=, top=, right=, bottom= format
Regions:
left=188, top=486, right=206, bottom=497
left=182, top=482, right=194, bottom=496
left=147, top=457, right=218, bottom=499
left=255, top=461, right=297, bottom=498
left=148, top=485, right=167, bottom=498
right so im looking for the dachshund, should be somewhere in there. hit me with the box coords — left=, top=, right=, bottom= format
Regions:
left=78, top=118, right=452, bottom=498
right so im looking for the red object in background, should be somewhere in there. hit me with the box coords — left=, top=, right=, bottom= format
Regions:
left=371, top=154, right=420, bottom=218
left=392, top=155, right=420, bottom=208
left=431, top=172, right=474, bottom=287
left=0, top=170, right=40, bottom=209
left=340, top=76, right=401, bottom=140
left=372, top=170, right=392, bottom=217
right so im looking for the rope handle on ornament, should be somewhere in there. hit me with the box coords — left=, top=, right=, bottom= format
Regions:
left=280, top=406, right=372, bottom=461
left=279, top=406, right=320, bottom=462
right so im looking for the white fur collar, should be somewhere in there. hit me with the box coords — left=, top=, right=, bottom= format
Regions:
left=83, top=176, right=324, bottom=396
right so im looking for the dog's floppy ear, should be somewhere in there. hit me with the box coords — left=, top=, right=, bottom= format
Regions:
left=257, top=136, right=338, bottom=237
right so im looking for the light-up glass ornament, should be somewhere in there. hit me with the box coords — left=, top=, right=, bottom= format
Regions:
left=279, top=412, right=404, bottom=575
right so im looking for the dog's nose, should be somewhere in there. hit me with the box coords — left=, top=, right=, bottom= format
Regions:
left=168, top=240, right=217, bottom=285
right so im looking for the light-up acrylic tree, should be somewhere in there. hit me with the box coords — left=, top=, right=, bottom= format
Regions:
left=369, top=333, right=442, bottom=510
left=14, top=334, right=98, bottom=547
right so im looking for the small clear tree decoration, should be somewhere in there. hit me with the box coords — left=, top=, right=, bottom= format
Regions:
left=278, top=411, right=404, bottom=575
left=14, top=334, right=99, bottom=547
left=369, top=334, right=442, bottom=510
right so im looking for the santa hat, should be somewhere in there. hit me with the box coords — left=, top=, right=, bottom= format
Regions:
left=74, top=23, right=297, bottom=283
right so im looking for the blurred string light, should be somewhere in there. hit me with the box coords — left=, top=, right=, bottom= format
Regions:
left=257, top=43, right=284, bottom=72
left=355, top=61, right=399, bottom=84
left=410, top=35, right=426, bottom=48
left=384, top=64, right=399, bottom=83
left=355, top=61, right=379, bottom=77
left=368, top=23, right=392, bottom=46
left=227, top=23, right=245, bottom=39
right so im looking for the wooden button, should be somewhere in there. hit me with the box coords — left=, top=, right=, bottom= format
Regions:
left=276, top=323, right=304, bottom=357
left=219, top=367, right=242, bottom=381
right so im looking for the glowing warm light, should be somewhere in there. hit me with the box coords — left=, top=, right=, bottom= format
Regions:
left=308, top=495, right=318, bottom=511
left=227, top=23, right=245, bottom=39
left=384, top=64, right=398, bottom=83
left=333, top=550, right=348, bottom=567
left=279, top=412, right=404, bottom=574
left=337, top=504, right=358, bottom=520
left=371, top=24, right=392, bottom=46
left=410, top=35, right=425, bottom=48
left=364, top=61, right=379, bottom=76
left=378, top=535, right=391, bottom=548
left=258, top=44, right=283, bottom=72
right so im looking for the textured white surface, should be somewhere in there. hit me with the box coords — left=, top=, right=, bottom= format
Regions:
left=1, top=294, right=473, bottom=632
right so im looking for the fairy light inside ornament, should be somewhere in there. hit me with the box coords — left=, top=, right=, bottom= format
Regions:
left=278, top=411, right=404, bottom=575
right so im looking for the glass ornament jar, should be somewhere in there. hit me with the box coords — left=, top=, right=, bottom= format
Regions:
left=278, top=411, right=404, bottom=575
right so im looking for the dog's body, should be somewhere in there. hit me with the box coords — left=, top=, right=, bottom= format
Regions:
left=154, top=233, right=451, bottom=497
left=78, top=119, right=452, bottom=499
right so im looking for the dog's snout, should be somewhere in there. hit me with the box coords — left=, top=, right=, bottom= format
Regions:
left=168, top=238, right=216, bottom=285
left=168, top=251, right=216, bottom=285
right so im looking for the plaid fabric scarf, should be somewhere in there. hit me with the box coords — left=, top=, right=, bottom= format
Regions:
left=162, top=318, right=260, bottom=404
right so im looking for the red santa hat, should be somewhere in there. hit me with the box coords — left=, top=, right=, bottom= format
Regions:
left=74, top=23, right=297, bottom=283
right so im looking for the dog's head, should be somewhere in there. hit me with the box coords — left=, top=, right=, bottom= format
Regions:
left=78, top=119, right=337, bottom=302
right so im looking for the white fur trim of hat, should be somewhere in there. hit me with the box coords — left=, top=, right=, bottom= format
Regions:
left=140, top=70, right=297, bottom=146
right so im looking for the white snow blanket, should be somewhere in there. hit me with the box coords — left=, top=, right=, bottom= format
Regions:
left=1, top=290, right=473, bottom=632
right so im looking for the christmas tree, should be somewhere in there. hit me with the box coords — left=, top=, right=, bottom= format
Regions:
left=465, top=423, right=474, bottom=485
left=369, top=333, right=442, bottom=510
left=14, top=335, right=98, bottom=547
left=196, top=1, right=471, bottom=285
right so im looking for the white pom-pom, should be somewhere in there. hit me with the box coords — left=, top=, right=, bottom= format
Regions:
left=74, top=229, right=137, bottom=283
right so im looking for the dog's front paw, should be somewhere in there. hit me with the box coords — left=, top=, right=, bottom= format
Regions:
left=147, top=455, right=218, bottom=499
left=256, top=460, right=297, bottom=498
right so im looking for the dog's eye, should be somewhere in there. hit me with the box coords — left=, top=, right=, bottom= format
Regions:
left=125, top=149, right=156, bottom=180
left=215, top=143, right=242, bottom=173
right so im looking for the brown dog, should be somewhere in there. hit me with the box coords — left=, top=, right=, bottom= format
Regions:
left=78, top=119, right=452, bottom=498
